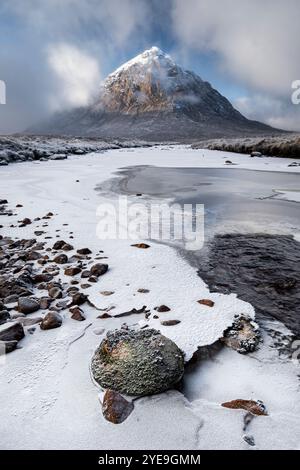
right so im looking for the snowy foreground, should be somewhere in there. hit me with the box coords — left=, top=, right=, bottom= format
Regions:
left=0, top=146, right=300, bottom=449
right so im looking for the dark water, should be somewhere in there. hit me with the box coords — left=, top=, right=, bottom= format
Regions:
left=106, top=166, right=300, bottom=337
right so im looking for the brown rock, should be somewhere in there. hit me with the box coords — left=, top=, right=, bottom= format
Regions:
left=197, top=299, right=215, bottom=308
left=77, top=248, right=92, bottom=255
left=70, top=306, right=85, bottom=321
left=155, top=305, right=170, bottom=312
left=64, top=266, right=81, bottom=276
left=53, top=254, right=68, bottom=264
left=100, top=291, right=114, bottom=296
left=40, top=312, right=62, bottom=330
left=39, top=296, right=52, bottom=309
left=131, top=243, right=150, bottom=249
left=98, top=312, right=112, bottom=319
left=90, top=263, right=108, bottom=277
left=221, top=399, right=268, bottom=416
left=69, top=292, right=87, bottom=306
left=102, top=389, right=134, bottom=424
left=160, top=320, right=181, bottom=326
left=48, top=287, right=63, bottom=299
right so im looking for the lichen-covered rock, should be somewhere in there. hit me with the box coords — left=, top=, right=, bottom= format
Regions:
left=221, top=314, right=260, bottom=354
left=91, top=328, right=184, bottom=396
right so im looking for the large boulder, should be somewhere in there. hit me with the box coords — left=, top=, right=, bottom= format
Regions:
left=91, top=328, right=184, bottom=396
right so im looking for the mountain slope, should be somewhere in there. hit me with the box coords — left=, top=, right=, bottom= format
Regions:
left=29, top=47, right=278, bottom=140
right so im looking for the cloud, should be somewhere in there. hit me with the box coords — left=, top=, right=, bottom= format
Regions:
left=47, top=43, right=101, bottom=110
left=171, top=0, right=300, bottom=96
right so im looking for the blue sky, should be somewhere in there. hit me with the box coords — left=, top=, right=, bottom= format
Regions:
left=0, top=0, right=299, bottom=133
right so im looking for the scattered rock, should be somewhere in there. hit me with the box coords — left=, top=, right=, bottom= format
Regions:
left=90, top=263, right=108, bottom=277
left=155, top=305, right=170, bottom=312
left=40, top=312, right=62, bottom=330
left=0, top=310, right=10, bottom=325
left=53, top=240, right=67, bottom=250
left=102, top=389, right=134, bottom=424
left=91, top=328, right=184, bottom=396
left=98, top=312, right=112, bottom=319
left=18, top=297, right=40, bottom=315
left=69, top=292, right=87, bottom=306
left=48, top=287, right=63, bottom=299
left=39, top=297, right=53, bottom=309
left=69, top=306, right=85, bottom=321
left=100, top=291, right=114, bottom=296
left=0, top=340, right=18, bottom=353
left=77, top=248, right=92, bottom=255
left=0, top=322, right=25, bottom=342
left=20, top=218, right=31, bottom=226
left=243, top=434, right=256, bottom=446
left=137, top=288, right=150, bottom=293
left=53, top=254, right=68, bottom=264
left=197, top=299, right=215, bottom=308
left=222, top=314, right=260, bottom=354
left=131, top=243, right=150, bottom=249
left=221, top=399, right=267, bottom=416
left=64, top=266, right=81, bottom=276
left=160, top=320, right=181, bottom=326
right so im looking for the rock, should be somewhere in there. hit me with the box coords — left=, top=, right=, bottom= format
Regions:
left=48, top=287, right=63, bottom=299
left=197, top=299, right=215, bottom=308
left=77, top=248, right=92, bottom=255
left=0, top=340, right=18, bottom=354
left=33, top=273, right=53, bottom=284
left=131, top=243, right=150, bottom=249
left=0, top=310, right=10, bottom=325
left=69, top=292, right=87, bottom=306
left=155, top=305, right=170, bottom=312
left=88, top=276, right=98, bottom=283
left=100, top=291, right=114, bottom=296
left=90, top=263, right=108, bottom=277
left=91, top=328, right=184, bottom=396
left=39, top=296, right=52, bottom=309
left=243, top=434, right=256, bottom=446
left=0, top=322, right=25, bottom=342
left=222, top=314, right=260, bottom=354
left=81, top=270, right=91, bottom=278
left=69, top=306, right=85, bottom=321
left=137, top=288, right=150, bottom=293
left=61, top=243, right=74, bottom=251
left=53, top=240, right=67, bottom=250
left=102, top=389, right=134, bottom=424
left=160, top=320, right=181, bottom=326
left=34, top=231, right=45, bottom=236
left=53, top=254, right=68, bottom=264
left=20, top=218, right=31, bottom=226
left=0, top=199, right=8, bottom=205
left=98, top=312, right=112, bottom=319
left=64, top=266, right=81, bottom=276
left=40, top=312, right=62, bottom=330
left=250, top=151, right=262, bottom=157
left=222, top=399, right=267, bottom=416
left=18, top=297, right=40, bottom=315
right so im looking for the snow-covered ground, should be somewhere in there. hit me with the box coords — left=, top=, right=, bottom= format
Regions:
left=0, top=145, right=299, bottom=449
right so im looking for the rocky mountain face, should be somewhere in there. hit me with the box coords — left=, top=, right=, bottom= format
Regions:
left=29, top=47, right=277, bottom=141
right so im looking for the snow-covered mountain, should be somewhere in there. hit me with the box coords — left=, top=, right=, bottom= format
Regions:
left=29, top=47, right=276, bottom=140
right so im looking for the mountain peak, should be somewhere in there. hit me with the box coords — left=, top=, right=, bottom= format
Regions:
left=107, top=47, right=176, bottom=81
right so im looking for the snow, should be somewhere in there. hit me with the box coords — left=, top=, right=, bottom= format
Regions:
left=0, top=145, right=299, bottom=449
left=273, top=189, right=300, bottom=203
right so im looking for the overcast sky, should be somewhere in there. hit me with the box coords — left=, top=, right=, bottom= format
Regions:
left=0, top=0, right=300, bottom=133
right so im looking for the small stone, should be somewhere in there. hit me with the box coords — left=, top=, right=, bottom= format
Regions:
left=62, top=243, right=74, bottom=251
left=221, top=399, right=267, bottom=416
left=52, top=240, right=67, bottom=250
left=53, top=254, right=68, bottom=264
left=64, top=266, right=81, bottom=276
left=102, top=389, right=134, bottom=424
left=40, top=312, right=62, bottom=330
left=48, top=287, right=63, bottom=299
left=70, top=306, right=85, bottom=321
left=90, top=263, right=108, bottom=277
left=243, top=434, right=256, bottom=446
left=77, top=248, right=92, bottom=255
left=18, top=297, right=40, bottom=315
left=137, top=288, right=150, bottom=294
left=197, top=299, right=215, bottom=308
left=155, top=305, right=170, bottom=312
left=131, top=243, right=150, bottom=249
left=88, top=276, right=98, bottom=283
left=160, top=320, right=181, bottom=326
left=39, top=297, right=52, bottom=309
left=69, top=292, right=87, bottom=306
left=97, top=312, right=112, bottom=319
left=20, top=218, right=31, bottom=226
left=100, top=291, right=114, bottom=296
left=81, top=270, right=91, bottom=278
left=0, top=310, right=10, bottom=325
left=0, top=340, right=18, bottom=354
